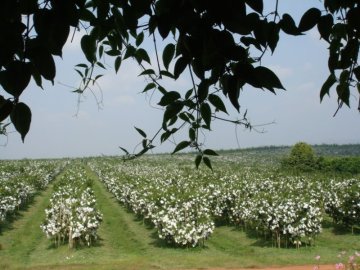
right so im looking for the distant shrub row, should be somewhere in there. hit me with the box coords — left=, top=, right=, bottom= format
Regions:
left=281, top=142, right=360, bottom=174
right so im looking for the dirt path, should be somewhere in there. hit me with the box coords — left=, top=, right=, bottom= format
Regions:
left=183, top=265, right=334, bottom=270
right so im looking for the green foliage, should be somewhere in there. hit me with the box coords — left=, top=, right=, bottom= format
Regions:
left=319, top=156, right=360, bottom=174
left=282, top=142, right=318, bottom=171
left=0, top=0, right=359, bottom=165
left=1, top=153, right=360, bottom=268
left=283, top=143, right=360, bottom=174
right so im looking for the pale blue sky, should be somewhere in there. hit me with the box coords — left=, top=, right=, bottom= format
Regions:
left=1, top=1, right=359, bottom=159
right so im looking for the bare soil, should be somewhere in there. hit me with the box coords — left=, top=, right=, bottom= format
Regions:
left=183, top=265, right=334, bottom=270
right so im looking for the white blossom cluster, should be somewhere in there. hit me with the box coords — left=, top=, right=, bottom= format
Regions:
left=220, top=175, right=324, bottom=247
left=323, top=178, right=360, bottom=228
left=0, top=160, right=65, bottom=223
left=88, top=156, right=359, bottom=248
left=91, top=161, right=215, bottom=247
left=41, top=168, right=102, bottom=248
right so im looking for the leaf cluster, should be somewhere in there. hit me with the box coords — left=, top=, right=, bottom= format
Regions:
left=0, top=0, right=359, bottom=169
left=0, top=0, right=85, bottom=141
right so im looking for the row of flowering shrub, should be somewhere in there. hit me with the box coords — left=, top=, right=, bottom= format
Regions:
left=86, top=156, right=358, bottom=248
left=323, top=178, right=360, bottom=231
left=0, top=160, right=65, bottom=223
left=90, top=159, right=215, bottom=247
left=41, top=166, right=102, bottom=248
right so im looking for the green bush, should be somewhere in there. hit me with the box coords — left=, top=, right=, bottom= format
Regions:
left=282, top=142, right=318, bottom=171
left=319, top=156, right=360, bottom=174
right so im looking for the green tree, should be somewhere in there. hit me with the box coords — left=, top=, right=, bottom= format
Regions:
left=282, top=142, right=317, bottom=171
left=0, top=0, right=359, bottom=167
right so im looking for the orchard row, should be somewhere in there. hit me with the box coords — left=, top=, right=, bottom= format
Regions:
left=89, top=157, right=359, bottom=248
left=41, top=166, right=102, bottom=248
left=0, top=160, right=65, bottom=222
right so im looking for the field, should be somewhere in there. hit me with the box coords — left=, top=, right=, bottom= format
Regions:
left=0, top=145, right=360, bottom=270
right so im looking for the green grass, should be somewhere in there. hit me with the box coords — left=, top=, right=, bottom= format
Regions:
left=0, top=165, right=359, bottom=270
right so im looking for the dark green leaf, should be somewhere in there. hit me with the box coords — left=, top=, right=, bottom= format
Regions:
left=241, top=36, right=262, bottom=51
left=203, top=156, right=213, bottom=170
left=254, top=66, right=285, bottom=92
left=298, top=8, right=321, bottom=32
left=75, top=63, right=88, bottom=68
left=0, top=61, right=32, bottom=98
left=134, top=126, right=147, bottom=138
left=74, top=69, right=83, bottom=78
left=96, top=62, right=106, bottom=69
left=119, top=146, right=129, bottom=155
left=221, top=75, right=240, bottom=111
left=10, top=102, right=31, bottom=142
left=245, top=0, right=263, bottom=14
left=79, top=8, right=96, bottom=23
left=139, top=69, right=155, bottom=76
left=81, top=35, right=97, bottom=63
left=94, top=74, right=103, bottom=81
left=115, top=56, right=121, bottom=73
left=161, top=131, right=171, bottom=143
left=143, top=82, right=156, bottom=92
left=162, top=43, right=175, bottom=70
left=0, top=100, right=14, bottom=122
left=158, top=91, right=181, bottom=106
left=203, top=149, right=219, bottom=156
left=179, top=112, right=190, bottom=123
left=204, top=149, right=219, bottom=156
left=124, top=45, right=136, bottom=59
left=354, top=66, right=360, bottom=81
left=105, top=49, right=121, bottom=56
left=174, top=57, right=188, bottom=79
left=172, top=140, right=191, bottom=154
left=280, top=14, right=302, bottom=36
left=168, top=115, right=178, bottom=126
left=19, top=0, right=38, bottom=15
left=123, top=3, right=138, bottom=31
left=157, top=15, right=171, bottom=39
left=159, top=70, right=174, bottom=79
left=336, top=83, right=350, bottom=107
left=195, top=154, right=202, bottom=169
left=157, top=86, right=167, bottom=94
left=163, top=101, right=183, bottom=125
left=200, top=103, right=211, bottom=129
left=320, top=73, right=337, bottom=101
left=317, top=14, right=333, bottom=42
left=198, top=80, right=209, bottom=104
left=208, top=94, right=228, bottom=114
left=339, top=70, right=349, bottom=84
left=31, top=49, right=56, bottom=81
left=185, top=89, right=193, bottom=100
left=135, top=48, right=151, bottom=64
left=267, top=22, right=280, bottom=53
left=31, top=67, right=43, bottom=89
left=99, top=45, right=104, bottom=58
left=191, top=58, right=205, bottom=80
left=136, top=32, right=144, bottom=47
left=189, top=127, right=196, bottom=141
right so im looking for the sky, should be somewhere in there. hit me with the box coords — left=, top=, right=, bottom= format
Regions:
left=1, top=1, right=359, bottom=159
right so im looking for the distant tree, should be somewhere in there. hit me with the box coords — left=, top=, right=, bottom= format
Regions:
left=0, top=0, right=359, bottom=167
left=281, top=142, right=318, bottom=171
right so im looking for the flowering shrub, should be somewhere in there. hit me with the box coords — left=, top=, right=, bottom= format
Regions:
left=324, top=178, right=360, bottom=231
left=0, top=160, right=65, bottom=223
left=88, top=157, right=344, bottom=248
left=41, top=168, right=102, bottom=248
